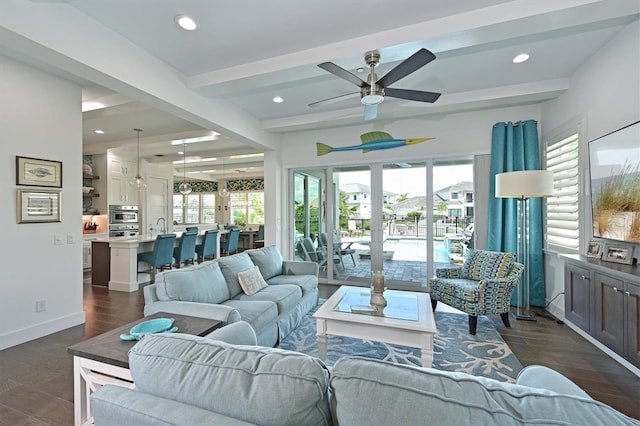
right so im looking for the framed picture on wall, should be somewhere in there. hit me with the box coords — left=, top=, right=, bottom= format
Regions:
left=17, top=189, right=62, bottom=223
left=602, top=243, right=635, bottom=265
left=585, top=240, right=603, bottom=258
left=16, top=156, right=62, bottom=188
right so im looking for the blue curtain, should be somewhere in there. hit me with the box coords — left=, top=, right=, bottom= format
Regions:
left=487, top=120, right=545, bottom=307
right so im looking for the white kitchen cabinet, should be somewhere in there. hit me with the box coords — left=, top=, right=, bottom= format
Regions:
left=107, top=155, right=137, bottom=205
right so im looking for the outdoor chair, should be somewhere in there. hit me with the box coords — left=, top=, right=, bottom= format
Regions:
left=429, top=249, right=524, bottom=335
left=301, top=236, right=341, bottom=270
left=319, top=231, right=356, bottom=267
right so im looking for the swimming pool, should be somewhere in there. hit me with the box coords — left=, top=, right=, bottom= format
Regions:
left=352, top=238, right=451, bottom=262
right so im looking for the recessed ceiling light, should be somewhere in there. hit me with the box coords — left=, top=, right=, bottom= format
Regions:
left=356, top=68, right=365, bottom=73
left=176, top=15, right=198, bottom=31
left=94, top=129, right=104, bottom=134
left=513, top=53, right=530, bottom=64
left=272, top=96, right=284, bottom=103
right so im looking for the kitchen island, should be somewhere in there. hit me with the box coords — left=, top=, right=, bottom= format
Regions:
left=92, top=230, right=227, bottom=292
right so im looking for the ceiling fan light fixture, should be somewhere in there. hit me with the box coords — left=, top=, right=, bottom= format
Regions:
left=361, top=93, right=384, bottom=105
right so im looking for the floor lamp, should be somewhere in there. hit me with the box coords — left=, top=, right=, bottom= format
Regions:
left=495, top=170, right=553, bottom=320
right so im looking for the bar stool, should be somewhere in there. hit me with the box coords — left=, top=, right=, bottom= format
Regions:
left=137, top=233, right=176, bottom=283
left=173, top=230, right=198, bottom=268
left=196, top=229, right=218, bottom=263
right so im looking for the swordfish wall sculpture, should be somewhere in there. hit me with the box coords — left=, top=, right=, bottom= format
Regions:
left=316, top=131, right=434, bottom=156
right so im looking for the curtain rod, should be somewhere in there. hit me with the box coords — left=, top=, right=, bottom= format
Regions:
left=493, top=120, right=538, bottom=128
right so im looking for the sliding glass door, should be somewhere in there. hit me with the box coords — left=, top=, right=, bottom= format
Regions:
left=290, top=158, right=473, bottom=287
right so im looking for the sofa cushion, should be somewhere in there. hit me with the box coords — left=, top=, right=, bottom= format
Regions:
left=246, top=246, right=283, bottom=280
left=222, top=299, right=278, bottom=336
left=237, top=265, right=268, bottom=296
left=330, top=357, right=638, bottom=426
left=154, top=262, right=230, bottom=304
left=266, top=274, right=317, bottom=297
left=129, top=334, right=332, bottom=426
left=234, top=284, right=302, bottom=315
left=461, top=249, right=515, bottom=280
left=217, top=253, right=256, bottom=298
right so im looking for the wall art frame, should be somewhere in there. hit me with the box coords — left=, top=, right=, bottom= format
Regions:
left=17, top=189, right=62, bottom=223
left=16, top=156, right=62, bottom=188
left=585, top=240, right=603, bottom=258
left=602, top=242, right=635, bottom=265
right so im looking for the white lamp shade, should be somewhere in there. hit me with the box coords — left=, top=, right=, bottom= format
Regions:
left=495, top=170, right=554, bottom=198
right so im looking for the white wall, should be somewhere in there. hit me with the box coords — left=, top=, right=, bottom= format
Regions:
left=0, top=55, right=85, bottom=349
left=541, top=20, right=640, bottom=321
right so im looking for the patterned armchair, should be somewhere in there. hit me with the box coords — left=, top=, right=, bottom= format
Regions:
left=429, top=249, right=524, bottom=335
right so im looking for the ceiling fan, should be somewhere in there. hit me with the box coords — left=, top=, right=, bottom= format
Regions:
left=310, top=48, right=441, bottom=120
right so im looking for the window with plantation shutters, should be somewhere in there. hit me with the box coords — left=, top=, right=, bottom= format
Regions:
left=545, top=133, right=580, bottom=252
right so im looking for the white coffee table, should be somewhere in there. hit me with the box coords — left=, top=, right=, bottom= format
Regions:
left=313, top=285, right=437, bottom=367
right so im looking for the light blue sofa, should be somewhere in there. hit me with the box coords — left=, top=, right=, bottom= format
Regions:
left=91, top=325, right=639, bottom=426
left=143, top=245, right=319, bottom=347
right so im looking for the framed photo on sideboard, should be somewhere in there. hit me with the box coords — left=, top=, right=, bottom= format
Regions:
left=602, top=242, right=635, bottom=265
left=585, top=240, right=603, bottom=258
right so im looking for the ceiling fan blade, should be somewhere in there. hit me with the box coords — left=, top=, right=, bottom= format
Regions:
left=318, top=62, right=370, bottom=88
left=363, top=104, right=378, bottom=121
left=308, top=92, right=360, bottom=108
left=376, top=48, right=436, bottom=88
left=385, top=88, right=441, bottom=103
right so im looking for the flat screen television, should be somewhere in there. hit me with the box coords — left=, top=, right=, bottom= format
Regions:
left=588, top=120, right=640, bottom=243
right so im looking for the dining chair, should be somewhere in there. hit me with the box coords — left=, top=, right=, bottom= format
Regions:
left=220, top=228, right=240, bottom=256
left=196, top=229, right=218, bottom=263
left=173, top=230, right=198, bottom=268
left=253, top=224, right=265, bottom=248
left=137, top=233, right=177, bottom=283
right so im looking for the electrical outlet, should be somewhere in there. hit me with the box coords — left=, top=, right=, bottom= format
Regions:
left=54, top=234, right=64, bottom=245
left=36, top=299, right=46, bottom=312
left=67, top=234, right=75, bottom=244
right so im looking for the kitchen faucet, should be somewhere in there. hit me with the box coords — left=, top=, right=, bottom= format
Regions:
left=156, top=217, right=166, bottom=233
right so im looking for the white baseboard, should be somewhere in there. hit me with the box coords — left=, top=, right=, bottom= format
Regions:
left=0, top=311, right=85, bottom=350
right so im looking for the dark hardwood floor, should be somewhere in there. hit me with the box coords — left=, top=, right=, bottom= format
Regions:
left=0, top=282, right=638, bottom=425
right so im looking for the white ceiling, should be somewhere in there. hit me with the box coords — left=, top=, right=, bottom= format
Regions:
left=6, top=0, right=640, bottom=180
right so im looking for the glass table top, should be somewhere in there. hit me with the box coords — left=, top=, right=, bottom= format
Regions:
left=333, top=287, right=419, bottom=321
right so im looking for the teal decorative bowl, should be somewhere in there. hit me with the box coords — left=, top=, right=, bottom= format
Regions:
left=119, top=318, right=176, bottom=340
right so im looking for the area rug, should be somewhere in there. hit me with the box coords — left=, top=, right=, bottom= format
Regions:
left=279, top=302, right=523, bottom=383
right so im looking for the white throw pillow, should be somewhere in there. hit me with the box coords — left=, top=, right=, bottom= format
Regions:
left=237, top=265, right=268, bottom=296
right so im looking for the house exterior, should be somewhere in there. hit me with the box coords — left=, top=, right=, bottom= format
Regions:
left=340, top=182, right=398, bottom=220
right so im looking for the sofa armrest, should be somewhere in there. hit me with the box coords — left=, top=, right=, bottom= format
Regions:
left=144, top=301, right=241, bottom=324
left=204, top=321, right=257, bottom=345
left=143, top=284, right=160, bottom=304
left=282, top=260, right=319, bottom=277
left=516, top=365, right=592, bottom=399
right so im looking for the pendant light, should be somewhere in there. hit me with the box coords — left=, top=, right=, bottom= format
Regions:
left=131, top=128, right=147, bottom=190
left=178, top=142, right=192, bottom=194
left=218, top=157, right=229, bottom=197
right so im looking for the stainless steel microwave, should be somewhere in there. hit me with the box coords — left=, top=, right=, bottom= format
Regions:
left=109, top=205, right=139, bottom=224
